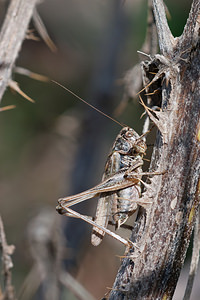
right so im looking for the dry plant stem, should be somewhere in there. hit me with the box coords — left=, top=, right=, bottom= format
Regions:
left=0, top=0, right=39, bottom=102
left=152, top=0, right=175, bottom=55
left=0, top=216, right=15, bottom=300
left=23, top=210, right=62, bottom=300
left=110, top=0, right=200, bottom=299
left=115, top=0, right=158, bottom=116
left=59, top=272, right=95, bottom=300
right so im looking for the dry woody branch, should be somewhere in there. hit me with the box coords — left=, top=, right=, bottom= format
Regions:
left=0, top=0, right=39, bottom=102
left=110, top=0, right=200, bottom=299
left=0, top=216, right=15, bottom=300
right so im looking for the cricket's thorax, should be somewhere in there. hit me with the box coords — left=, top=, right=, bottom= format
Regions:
left=104, top=127, right=146, bottom=178
left=113, top=127, right=146, bottom=157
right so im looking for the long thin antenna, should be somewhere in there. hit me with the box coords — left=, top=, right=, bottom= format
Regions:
left=52, top=80, right=124, bottom=128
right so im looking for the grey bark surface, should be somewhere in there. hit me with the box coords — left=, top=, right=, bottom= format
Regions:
left=0, top=0, right=39, bottom=101
left=109, top=0, right=200, bottom=299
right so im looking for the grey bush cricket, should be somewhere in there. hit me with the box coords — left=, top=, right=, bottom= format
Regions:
left=54, top=81, right=153, bottom=247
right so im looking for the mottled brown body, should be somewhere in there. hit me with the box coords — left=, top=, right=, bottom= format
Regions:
left=57, top=127, right=147, bottom=246
left=91, top=127, right=145, bottom=245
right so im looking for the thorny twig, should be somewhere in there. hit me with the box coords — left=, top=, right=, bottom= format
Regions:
left=114, top=0, right=158, bottom=116
left=20, top=209, right=62, bottom=300
left=0, top=216, right=15, bottom=300
left=19, top=209, right=95, bottom=300
left=0, top=0, right=39, bottom=102
left=110, top=0, right=200, bottom=299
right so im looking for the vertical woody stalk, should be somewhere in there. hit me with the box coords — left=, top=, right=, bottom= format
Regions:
left=110, top=0, right=200, bottom=299
left=0, top=0, right=39, bottom=101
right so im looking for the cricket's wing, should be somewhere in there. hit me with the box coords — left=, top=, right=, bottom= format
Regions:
left=57, top=171, right=136, bottom=212
left=91, top=151, right=121, bottom=246
left=91, top=193, right=117, bottom=246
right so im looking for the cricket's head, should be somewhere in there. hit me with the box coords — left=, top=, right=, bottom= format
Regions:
left=116, top=127, right=147, bottom=155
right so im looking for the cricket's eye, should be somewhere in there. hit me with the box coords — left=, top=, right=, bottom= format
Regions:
left=125, top=131, right=133, bottom=138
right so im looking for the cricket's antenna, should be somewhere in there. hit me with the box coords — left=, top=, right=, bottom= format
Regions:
left=52, top=80, right=124, bottom=128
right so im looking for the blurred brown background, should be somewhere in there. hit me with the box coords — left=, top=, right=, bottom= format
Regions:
left=0, top=0, right=198, bottom=299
